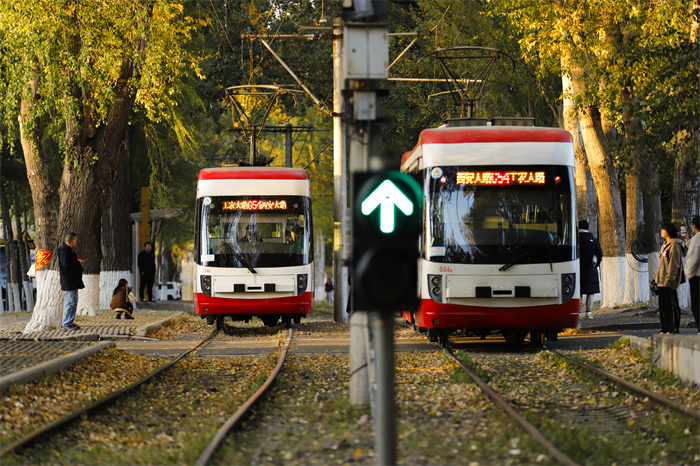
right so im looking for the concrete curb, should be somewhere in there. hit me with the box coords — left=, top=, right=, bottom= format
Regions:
left=628, top=335, right=651, bottom=354
left=135, top=311, right=183, bottom=337
left=628, top=334, right=700, bottom=387
left=0, top=341, right=115, bottom=391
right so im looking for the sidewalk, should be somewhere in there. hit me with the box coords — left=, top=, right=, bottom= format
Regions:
left=0, top=309, right=183, bottom=390
left=578, top=304, right=697, bottom=332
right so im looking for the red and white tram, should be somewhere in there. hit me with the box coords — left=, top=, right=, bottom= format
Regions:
left=400, top=119, right=579, bottom=345
left=194, top=167, right=314, bottom=327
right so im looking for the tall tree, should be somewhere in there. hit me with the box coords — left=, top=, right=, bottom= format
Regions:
left=493, top=0, right=697, bottom=307
left=0, top=0, right=200, bottom=331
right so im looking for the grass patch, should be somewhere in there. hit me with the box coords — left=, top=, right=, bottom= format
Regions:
left=451, top=350, right=492, bottom=384
left=608, top=337, right=631, bottom=350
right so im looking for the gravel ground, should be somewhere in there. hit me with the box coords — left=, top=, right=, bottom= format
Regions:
left=2, top=303, right=698, bottom=465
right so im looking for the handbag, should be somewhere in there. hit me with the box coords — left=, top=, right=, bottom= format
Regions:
left=127, top=290, right=137, bottom=304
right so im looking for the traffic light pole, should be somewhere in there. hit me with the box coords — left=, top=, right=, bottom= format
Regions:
left=372, top=311, right=397, bottom=465
left=341, top=2, right=399, bottom=464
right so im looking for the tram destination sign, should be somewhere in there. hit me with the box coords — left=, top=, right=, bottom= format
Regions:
left=456, top=171, right=545, bottom=185
left=222, top=200, right=287, bottom=210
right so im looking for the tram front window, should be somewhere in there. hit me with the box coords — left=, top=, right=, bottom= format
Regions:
left=197, top=196, right=312, bottom=268
left=425, top=165, right=575, bottom=265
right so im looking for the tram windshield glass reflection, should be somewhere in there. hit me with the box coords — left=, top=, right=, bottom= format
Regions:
left=425, top=165, right=575, bottom=265
left=197, top=195, right=312, bottom=268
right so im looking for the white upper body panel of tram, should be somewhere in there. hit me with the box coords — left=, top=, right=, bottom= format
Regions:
left=401, top=124, right=575, bottom=172
left=197, top=167, right=311, bottom=198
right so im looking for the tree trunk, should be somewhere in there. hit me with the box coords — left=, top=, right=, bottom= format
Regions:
left=100, top=128, right=134, bottom=309
left=619, top=86, right=648, bottom=305
left=20, top=72, right=62, bottom=332
left=23, top=51, right=138, bottom=330
left=578, top=106, right=626, bottom=307
left=561, top=53, right=592, bottom=224
left=623, top=170, right=645, bottom=303
left=671, top=134, right=695, bottom=310
left=13, top=182, right=33, bottom=311
left=0, top=172, right=20, bottom=313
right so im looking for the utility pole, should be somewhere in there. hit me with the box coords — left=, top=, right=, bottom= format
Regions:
left=333, top=18, right=349, bottom=325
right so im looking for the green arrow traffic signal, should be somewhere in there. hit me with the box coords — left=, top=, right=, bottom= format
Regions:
left=352, top=171, right=423, bottom=312
left=361, top=180, right=414, bottom=233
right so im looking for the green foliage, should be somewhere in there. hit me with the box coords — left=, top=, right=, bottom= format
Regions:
left=489, top=0, right=699, bottom=218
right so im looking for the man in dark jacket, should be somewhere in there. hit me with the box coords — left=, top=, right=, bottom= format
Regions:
left=138, top=241, right=156, bottom=302
left=58, top=232, right=85, bottom=330
left=578, top=220, right=603, bottom=319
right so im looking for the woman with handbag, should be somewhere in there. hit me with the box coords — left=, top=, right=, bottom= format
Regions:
left=651, top=223, right=683, bottom=334
left=110, top=278, right=135, bottom=320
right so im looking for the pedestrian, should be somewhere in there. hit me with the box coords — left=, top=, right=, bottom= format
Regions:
left=651, top=222, right=684, bottom=334
left=138, top=241, right=156, bottom=302
left=578, top=220, right=603, bottom=319
left=325, top=277, right=334, bottom=303
left=58, top=232, right=85, bottom=330
left=683, top=215, right=700, bottom=332
left=110, top=278, right=135, bottom=320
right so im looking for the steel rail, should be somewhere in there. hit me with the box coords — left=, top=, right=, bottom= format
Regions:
left=194, top=328, right=293, bottom=466
left=444, top=346, right=578, bottom=466
left=552, top=350, right=700, bottom=421
left=1, top=329, right=219, bottom=457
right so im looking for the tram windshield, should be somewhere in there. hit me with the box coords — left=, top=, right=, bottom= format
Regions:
left=195, top=195, right=312, bottom=268
left=425, top=165, right=575, bottom=265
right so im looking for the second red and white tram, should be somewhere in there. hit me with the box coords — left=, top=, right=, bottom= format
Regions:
left=401, top=119, right=579, bottom=345
left=194, top=167, right=314, bottom=327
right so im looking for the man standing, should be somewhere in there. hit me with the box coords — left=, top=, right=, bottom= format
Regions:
left=138, top=241, right=156, bottom=302
left=58, top=232, right=85, bottom=330
left=578, top=220, right=603, bottom=319
left=683, top=216, right=700, bottom=332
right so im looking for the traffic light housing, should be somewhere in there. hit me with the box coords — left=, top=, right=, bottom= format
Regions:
left=352, top=171, right=422, bottom=312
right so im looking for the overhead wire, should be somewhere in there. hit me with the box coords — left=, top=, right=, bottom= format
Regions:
left=208, top=0, right=238, bottom=61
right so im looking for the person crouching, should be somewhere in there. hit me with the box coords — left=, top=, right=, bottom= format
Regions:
left=111, top=278, right=134, bottom=320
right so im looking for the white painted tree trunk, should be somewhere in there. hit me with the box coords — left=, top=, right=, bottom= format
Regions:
left=23, top=280, right=34, bottom=312
left=600, top=256, right=626, bottom=308
left=315, top=231, right=325, bottom=299
left=100, top=270, right=132, bottom=310
left=77, top=274, right=99, bottom=316
left=623, top=254, right=648, bottom=304
left=8, top=283, right=21, bottom=312
left=23, top=270, right=63, bottom=333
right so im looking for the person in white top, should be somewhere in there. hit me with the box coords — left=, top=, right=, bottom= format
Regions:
left=682, top=215, right=700, bottom=333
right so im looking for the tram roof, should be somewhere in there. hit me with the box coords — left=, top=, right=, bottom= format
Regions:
left=198, top=166, right=309, bottom=181
left=416, top=125, right=572, bottom=146
left=401, top=125, right=574, bottom=170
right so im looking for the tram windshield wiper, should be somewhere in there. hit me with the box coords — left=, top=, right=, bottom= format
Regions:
left=235, top=252, right=257, bottom=274
left=224, top=243, right=257, bottom=274
left=499, top=253, right=527, bottom=272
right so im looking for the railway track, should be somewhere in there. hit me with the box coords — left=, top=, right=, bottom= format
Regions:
left=2, top=328, right=293, bottom=464
left=195, top=328, right=292, bottom=465
left=442, top=343, right=700, bottom=465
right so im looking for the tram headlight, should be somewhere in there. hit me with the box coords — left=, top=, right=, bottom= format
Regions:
left=297, top=274, right=308, bottom=295
left=428, top=274, right=442, bottom=303
left=200, top=275, right=212, bottom=297
left=561, top=273, right=576, bottom=303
